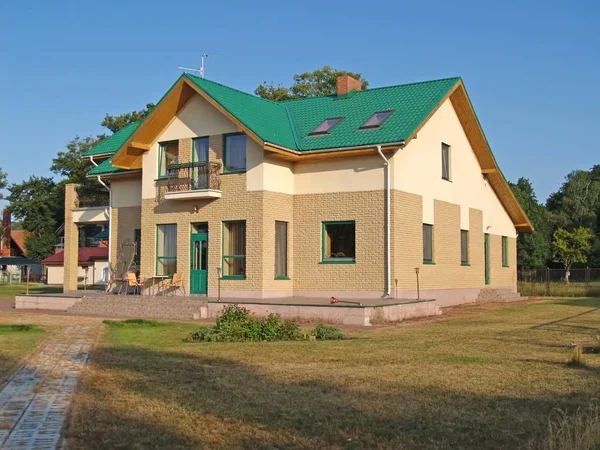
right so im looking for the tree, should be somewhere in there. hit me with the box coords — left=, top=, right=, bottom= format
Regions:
left=0, top=167, right=6, bottom=200
left=552, top=227, right=594, bottom=283
left=546, top=170, right=600, bottom=230
left=101, top=103, right=154, bottom=133
left=510, top=178, right=552, bottom=268
left=7, top=176, right=61, bottom=261
left=255, top=66, right=368, bottom=101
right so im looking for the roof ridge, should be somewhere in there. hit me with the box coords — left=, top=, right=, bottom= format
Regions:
left=278, top=76, right=462, bottom=104
left=184, top=73, right=280, bottom=106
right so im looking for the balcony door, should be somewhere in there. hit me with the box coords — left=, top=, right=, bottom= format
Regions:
left=192, top=137, right=209, bottom=190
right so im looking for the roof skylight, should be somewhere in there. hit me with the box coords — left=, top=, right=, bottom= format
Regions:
left=308, top=117, right=344, bottom=136
left=359, top=110, right=394, bottom=130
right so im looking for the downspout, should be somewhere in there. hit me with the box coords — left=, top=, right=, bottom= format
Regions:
left=90, top=156, right=112, bottom=267
left=376, top=145, right=391, bottom=297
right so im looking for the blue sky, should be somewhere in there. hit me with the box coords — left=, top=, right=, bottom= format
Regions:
left=0, top=0, right=598, bottom=207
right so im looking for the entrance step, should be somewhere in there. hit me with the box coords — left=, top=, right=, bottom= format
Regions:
left=67, top=295, right=208, bottom=321
left=476, top=288, right=526, bottom=303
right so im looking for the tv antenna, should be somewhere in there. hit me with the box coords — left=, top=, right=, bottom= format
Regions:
left=179, top=52, right=224, bottom=78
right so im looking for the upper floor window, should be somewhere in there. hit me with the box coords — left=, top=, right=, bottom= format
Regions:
left=193, top=137, right=209, bottom=163
left=359, top=110, right=394, bottom=130
left=224, top=133, right=247, bottom=173
left=442, top=143, right=451, bottom=181
left=158, top=141, right=178, bottom=178
left=308, top=117, right=344, bottom=136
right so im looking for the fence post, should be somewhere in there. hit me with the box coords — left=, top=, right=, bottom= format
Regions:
left=586, top=267, right=590, bottom=294
left=546, top=267, right=550, bottom=296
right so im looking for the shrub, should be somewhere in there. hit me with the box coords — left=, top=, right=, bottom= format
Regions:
left=186, top=304, right=303, bottom=343
left=311, top=322, right=346, bottom=340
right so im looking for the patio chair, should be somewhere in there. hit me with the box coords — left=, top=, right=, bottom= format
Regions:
left=161, top=273, right=187, bottom=296
left=126, top=272, right=144, bottom=295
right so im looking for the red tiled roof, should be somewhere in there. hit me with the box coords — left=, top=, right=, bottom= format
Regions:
left=42, top=247, right=108, bottom=265
left=11, top=230, right=26, bottom=253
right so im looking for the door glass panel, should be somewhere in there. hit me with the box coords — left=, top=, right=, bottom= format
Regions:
left=193, top=241, right=200, bottom=271
left=201, top=240, right=208, bottom=270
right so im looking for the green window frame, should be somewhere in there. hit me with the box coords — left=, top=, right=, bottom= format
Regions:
left=275, top=221, right=289, bottom=279
left=223, top=133, right=247, bottom=174
left=502, top=236, right=509, bottom=267
left=134, top=229, right=141, bottom=266
left=423, top=223, right=434, bottom=264
left=321, top=221, right=356, bottom=264
left=156, top=224, right=177, bottom=276
left=222, top=221, right=246, bottom=279
left=460, top=229, right=469, bottom=266
left=158, top=141, right=179, bottom=179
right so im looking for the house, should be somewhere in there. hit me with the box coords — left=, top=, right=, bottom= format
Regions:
left=0, top=209, right=43, bottom=282
left=62, top=73, right=532, bottom=305
left=42, top=247, right=109, bottom=285
left=1, top=209, right=26, bottom=257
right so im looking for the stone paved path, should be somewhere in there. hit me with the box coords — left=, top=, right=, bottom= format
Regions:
left=0, top=319, right=99, bottom=449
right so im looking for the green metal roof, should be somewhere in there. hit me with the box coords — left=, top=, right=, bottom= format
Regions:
left=88, top=155, right=131, bottom=176
left=185, top=74, right=461, bottom=151
left=86, top=74, right=461, bottom=176
left=83, top=121, right=141, bottom=157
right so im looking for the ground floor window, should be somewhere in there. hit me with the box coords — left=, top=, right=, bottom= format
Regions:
left=223, top=221, right=246, bottom=279
left=502, top=236, right=509, bottom=267
left=423, top=224, right=434, bottom=263
left=156, top=224, right=177, bottom=276
left=275, top=221, right=288, bottom=278
left=460, top=229, right=469, bottom=265
left=322, top=221, right=355, bottom=263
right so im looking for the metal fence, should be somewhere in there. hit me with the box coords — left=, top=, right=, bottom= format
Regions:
left=518, top=268, right=600, bottom=297
left=0, top=264, right=44, bottom=284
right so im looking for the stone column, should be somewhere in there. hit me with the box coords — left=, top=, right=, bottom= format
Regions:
left=63, top=184, right=80, bottom=293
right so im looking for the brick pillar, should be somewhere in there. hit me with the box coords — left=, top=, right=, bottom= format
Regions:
left=63, top=184, right=80, bottom=293
left=179, top=138, right=192, bottom=163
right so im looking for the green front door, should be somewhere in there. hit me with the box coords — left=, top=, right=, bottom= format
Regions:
left=484, top=233, right=490, bottom=285
left=190, top=232, right=208, bottom=294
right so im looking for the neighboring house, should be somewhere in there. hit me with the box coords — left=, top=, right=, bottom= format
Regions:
left=42, top=247, right=109, bottom=285
left=1, top=209, right=26, bottom=257
left=64, top=73, right=532, bottom=304
left=0, top=209, right=42, bottom=282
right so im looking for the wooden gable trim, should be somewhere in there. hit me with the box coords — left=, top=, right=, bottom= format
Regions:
left=448, top=82, right=533, bottom=232
left=111, top=77, right=265, bottom=169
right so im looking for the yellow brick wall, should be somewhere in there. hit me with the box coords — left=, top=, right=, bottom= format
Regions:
left=293, top=190, right=385, bottom=292
left=109, top=206, right=141, bottom=266
left=262, top=191, right=294, bottom=291
left=391, top=190, right=422, bottom=290
left=487, top=234, right=517, bottom=288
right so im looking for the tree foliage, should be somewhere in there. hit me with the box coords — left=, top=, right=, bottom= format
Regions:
left=546, top=170, right=600, bottom=230
left=101, top=103, right=154, bottom=133
left=255, top=66, right=368, bottom=101
left=510, top=178, right=552, bottom=268
left=6, top=176, right=61, bottom=261
left=552, top=227, right=594, bottom=282
left=0, top=167, right=6, bottom=200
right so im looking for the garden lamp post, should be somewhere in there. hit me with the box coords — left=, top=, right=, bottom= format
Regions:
left=414, top=267, right=420, bottom=301
left=216, top=267, right=222, bottom=301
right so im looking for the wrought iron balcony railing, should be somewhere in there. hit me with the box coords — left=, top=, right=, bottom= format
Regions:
left=166, top=162, right=222, bottom=192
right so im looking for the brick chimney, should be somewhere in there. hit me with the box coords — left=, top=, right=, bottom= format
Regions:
left=337, top=75, right=362, bottom=96
left=1, top=209, right=11, bottom=257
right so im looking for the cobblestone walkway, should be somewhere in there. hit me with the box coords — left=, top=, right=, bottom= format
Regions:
left=0, top=321, right=99, bottom=449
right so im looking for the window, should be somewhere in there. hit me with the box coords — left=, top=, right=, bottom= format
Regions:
left=275, top=221, right=288, bottom=279
left=308, top=117, right=344, bottom=136
left=359, top=110, right=394, bottom=130
left=423, top=224, right=434, bottom=263
left=156, top=224, right=177, bottom=276
left=222, top=221, right=246, bottom=278
left=134, top=229, right=141, bottom=266
left=158, top=141, right=179, bottom=178
left=192, top=137, right=210, bottom=189
left=502, top=236, right=509, bottom=267
left=461, top=230, right=469, bottom=265
left=224, top=133, right=247, bottom=173
left=322, top=221, right=355, bottom=263
left=442, top=143, right=451, bottom=181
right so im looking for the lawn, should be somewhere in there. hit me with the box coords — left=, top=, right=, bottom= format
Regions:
left=0, top=324, right=45, bottom=382
left=0, top=283, right=63, bottom=300
left=65, top=298, right=600, bottom=449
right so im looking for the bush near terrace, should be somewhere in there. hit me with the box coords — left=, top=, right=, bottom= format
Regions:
left=183, top=304, right=346, bottom=342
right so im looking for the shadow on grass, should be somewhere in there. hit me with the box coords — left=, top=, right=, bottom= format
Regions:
left=65, top=345, right=599, bottom=449
left=553, top=298, right=600, bottom=308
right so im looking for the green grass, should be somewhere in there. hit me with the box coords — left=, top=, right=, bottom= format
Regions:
left=0, top=283, right=63, bottom=300
left=0, top=323, right=45, bottom=382
left=65, top=298, right=600, bottom=449
left=519, top=281, right=600, bottom=297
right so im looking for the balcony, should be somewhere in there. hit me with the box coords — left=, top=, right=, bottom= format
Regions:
left=165, top=161, right=222, bottom=200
